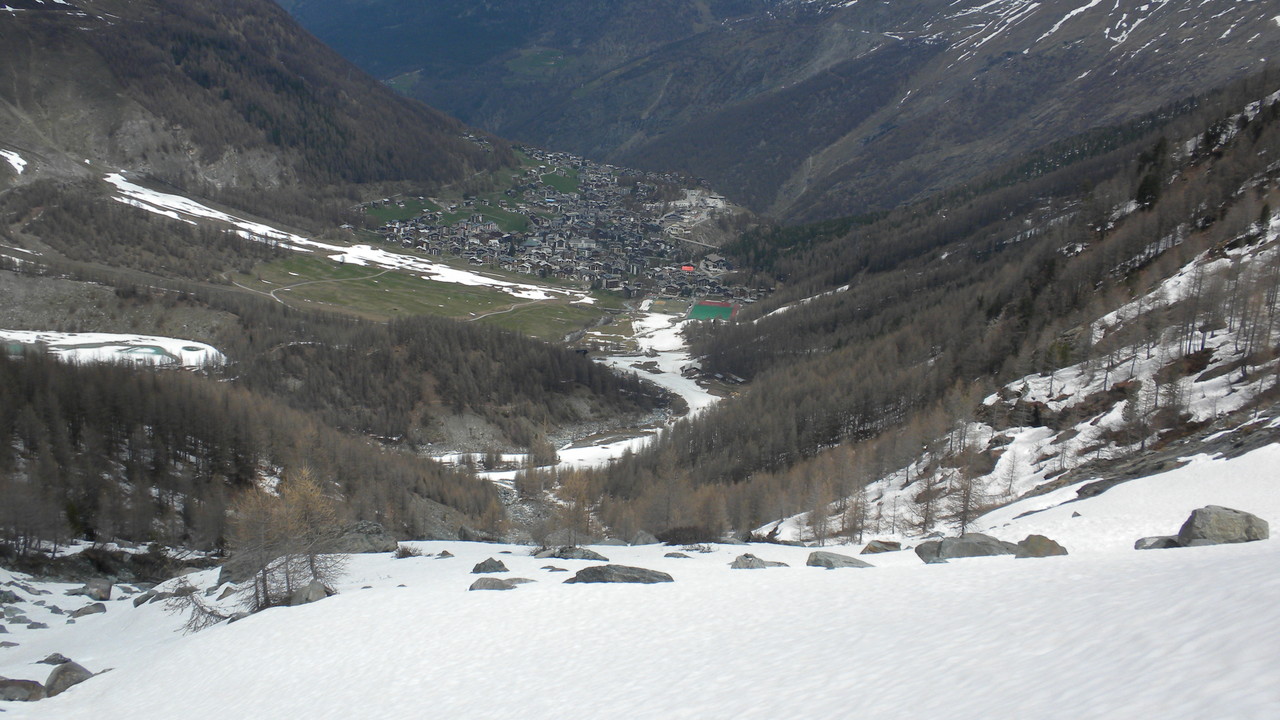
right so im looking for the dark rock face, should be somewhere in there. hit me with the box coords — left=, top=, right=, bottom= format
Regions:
left=861, top=540, right=901, bottom=554
left=564, top=565, right=674, bottom=584
left=1014, top=535, right=1068, bottom=558
left=45, top=662, right=93, bottom=698
left=916, top=533, right=1018, bottom=563
left=806, top=551, right=873, bottom=569
left=331, top=521, right=399, bottom=554
left=471, top=558, right=510, bottom=574
left=0, top=678, right=45, bottom=701
left=1177, top=506, right=1269, bottom=546
left=729, top=554, right=788, bottom=569
left=468, top=577, right=516, bottom=591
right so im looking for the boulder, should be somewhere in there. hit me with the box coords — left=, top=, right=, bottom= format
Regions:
left=564, top=565, right=674, bottom=584
left=471, top=558, right=509, bottom=574
left=84, top=579, right=112, bottom=601
left=1177, top=506, right=1269, bottom=546
left=806, top=551, right=873, bottom=569
left=70, top=603, right=107, bottom=619
left=38, top=653, right=71, bottom=665
left=915, top=533, right=1018, bottom=564
left=861, top=540, right=902, bottom=554
left=0, top=641, right=16, bottom=648
left=436, top=550, right=455, bottom=559
left=534, top=546, right=609, bottom=562
left=0, top=678, right=45, bottom=701
left=45, top=662, right=93, bottom=698
left=288, top=581, right=332, bottom=607
left=1135, top=536, right=1182, bottom=550
left=541, top=566, right=567, bottom=572
left=1014, top=535, right=1068, bottom=558
left=664, top=552, right=691, bottom=559
left=0, top=590, right=20, bottom=604
left=331, top=521, right=399, bottom=554
left=630, top=531, right=661, bottom=546
left=729, top=553, right=788, bottom=569
left=26, top=622, right=48, bottom=630
left=468, top=577, right=517, bottom=591
left=0, top=625, right=6, bottom=634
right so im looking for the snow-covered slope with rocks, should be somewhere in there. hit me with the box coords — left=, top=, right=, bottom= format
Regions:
left=1, top=445, right=1277, bottom=718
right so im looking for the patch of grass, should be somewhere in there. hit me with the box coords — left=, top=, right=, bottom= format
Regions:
left=478, top=300, right=607, bottom=339
left=505, top=48, right=568, bottom=76
left=384, top=70, right=421, bottom=94
left=366, top=197, right=441, bottom=224
left=541, top=167, right=581, bottom=194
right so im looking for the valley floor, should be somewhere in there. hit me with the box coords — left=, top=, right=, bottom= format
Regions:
left=2, top=446, right=1278, bottom=719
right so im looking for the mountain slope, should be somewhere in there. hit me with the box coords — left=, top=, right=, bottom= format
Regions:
left=0, top=0, right=512, bottom=223
left=282, top=0, right=1280, bottom=220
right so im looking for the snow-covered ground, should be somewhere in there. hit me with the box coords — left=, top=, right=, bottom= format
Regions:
left=2, top=444, right=1277, bottom=719
left=0, top=330, right=224, bottom=368
left=104, top=173, right=585, bottom=302
left=1, top=149, right=27, bottom=174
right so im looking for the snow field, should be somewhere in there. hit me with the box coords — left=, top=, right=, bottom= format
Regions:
left=4, top=447, right=1280, bottom=717
left=0, top=330, right=224, bottom=368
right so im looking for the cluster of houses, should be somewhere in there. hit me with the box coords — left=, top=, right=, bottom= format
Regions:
left=364, top=147, right=767, bottom=302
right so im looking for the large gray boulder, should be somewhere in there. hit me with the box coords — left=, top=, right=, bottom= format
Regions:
left=331, top=521, right=399, bottom=554
left=729, top=553, right=788, bottom=569
left=534, top=546, right=609, bottom=562
left=471, top=557, right=509, bottom=574
left=84, top=579, right=112, bottom=601
left=1177, top=506, right=1269, bottom=546
left=45, top=662, right=93, bottom=698
left=806, top=551, right=873, bottom=569
left=0, top=678, right=45, bottom=701
left=468, top=577, right=517, bottom=591
left=1014, top=535, right=1068, bottom=558
left=564, top=565, right=674, bottom=584
left=0, top=590, right=20, bottom=604
left=916, top=533, right=1018, bottom=563
left=289, top=581, right=332, bottom=607
left=861, top=540, right=902, bottom=554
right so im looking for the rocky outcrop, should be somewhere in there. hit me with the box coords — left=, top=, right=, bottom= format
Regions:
left=806, top=551, right=873, bottom=569
left=564, top=565, right=674, bottom=584
left=1014, top=535, right=1068, bottom=558
left=45, top=662, right=93, bottom=698
left=1177, top=506, right=1269, bottom=546
left=729, top=554, right=788, bottom=569
left=915, top=533, right=1019, bottom=564
left=331, top=521, right=399, bottom=554
left=471, top=558, right=509, bottom=574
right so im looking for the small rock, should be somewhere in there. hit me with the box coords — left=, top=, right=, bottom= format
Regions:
left=217, top=586, right=237, bottom=601
left=1176, top=506, right=1269, bottom=546
left=1014, top=535, right=1068, bottom=558
left=468, top=577, right=516, bottom=591
left=729, top=553, right=788, bottom=569
left=471, top=558, right=509, bottom=574
left=0, top=678, right=45, bottom=701
left=1135, top=536, right=1182, bottom=550
left=436, top=550, right=454, bottom=559
left=0, top=640, right=17, bottom=648
left=38, top=653, right=71, bottom=665
left=564, top=565, right=674, bottom=584
left=861, top=540, right=902, bottom=554
left=133, top=591, right=157, bottom=607
left=541, top=566, right=567, bottom=572
left=1071, top=512, right=1082, bottom=518
left=664, top=552, right=691, bottom=559
left=806, top=551, right=873, bottom=569
left=26, top=622, right=48, bottom=630
left=47, top=605, right=64, bottom=616
left=45, top=661, right=93, bottom=698
left=71, top=603, right=107, bottom=619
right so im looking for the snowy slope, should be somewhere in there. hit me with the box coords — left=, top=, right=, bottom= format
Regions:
left=1, top=444, right=1278, bottom=718
left=0, top=329, right=224, bottom=368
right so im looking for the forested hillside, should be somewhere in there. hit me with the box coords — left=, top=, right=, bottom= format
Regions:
left=574, top=72, right=1280, bottom=539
